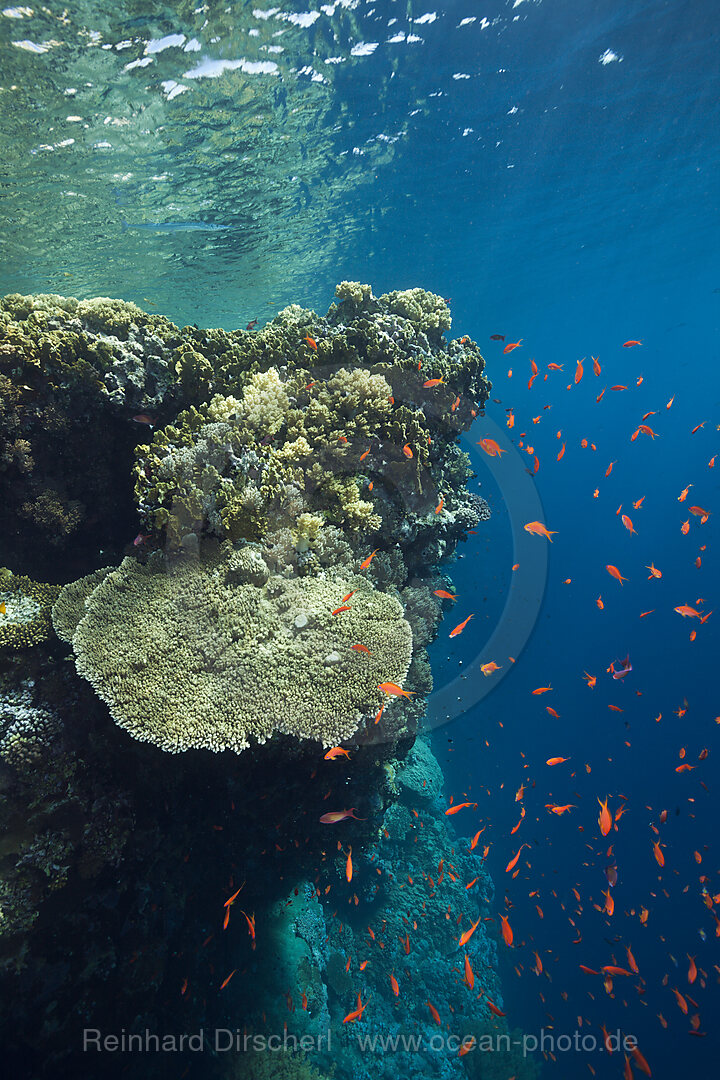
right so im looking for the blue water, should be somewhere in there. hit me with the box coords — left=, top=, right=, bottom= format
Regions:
left=2, top=0, right=719, bottom=1076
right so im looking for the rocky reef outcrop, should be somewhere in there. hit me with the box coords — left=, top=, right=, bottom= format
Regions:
left=0, top=284, right=528, bottom=1080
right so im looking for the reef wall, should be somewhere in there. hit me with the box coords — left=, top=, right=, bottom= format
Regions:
left=0, top=284, right=530, bottom=1079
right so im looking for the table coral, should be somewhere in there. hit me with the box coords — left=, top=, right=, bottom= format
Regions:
left=58, top=548, right=412, bottom=753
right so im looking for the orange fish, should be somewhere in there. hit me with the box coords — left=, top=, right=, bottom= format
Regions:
left=524, top=520, right=557, bottom=541
left=434, top=589, right=457, bottom=600
left=346, top=846, right=353, bottom=882
left=390, top=972, right=400, bottom=996
left=486, top=999, right=506, bottom=1017
left=500, top=914, right=514, bottom=946
left=575, top=358, right=584, bottom=384
left=223, top=883, right=245, bottom=907
left=623, top=340, right=642, bottom=347
left=621, top=515, right=637, bottom=535
left=606, top=564, right=628, bottom=585
left=402, top=444, right=413, bottom=459
left=324, top=747, right=351, bottom=760
left=458, top=917, right=481, bottom=948
left=219, top=969, right=237, bottom=990
left=332, top=605, right=352, bottom=615
left=545, top=803, right=575, bottom=815
left=426, top=1000, right=442, bottom=1025
left=304, top=334, right=317, bottom=350
left=481, top=661, right=501, bottom=676
left=592, top=356, right=601, bottom=376
left=449, top=614, right=474, bottom=638
left=503, top=339, right=523, bottom=353
left=652, top=841, right=664, bottom=867
left=464, top=954, right=475, bottom=989
left=239, top=909, right=256, bottom=946
left=674, top=604, right=701, bottom=618
left=672, top=988, right=688, bottom=1014
left=557, top=442, right=566, bottom=461
left=445, top=801, right=477, bottom=816
left=583, top=672, right=597, bottom=688
left=689, top=505, right=710, bottom=523
left=688, top=955, right=697, bottom=984
left=351, top=643, right=371, bottom=655
left=343, top=993, right=369, bottom=1024
left=476, top=437, right=506, bottom=457
left=646, top=563, right=662, bottom=579
left=505, top=844, right=529, bottom=872
left=378, top=681, right=415, bottom=697
left=598, top=797, right=612, bottom=837
left=423, top=377, right=445, bottom=388
left=546, top=756, right=570, bottom=766
left=359, top=448, right=370, bottom=461
left=435, top=497, right=444, bottom=514
left=631, top=1047, right=652, bottom=1077
left=360, top=548, right=379, bottom=570
left=532, top=685, right=553, bottom=695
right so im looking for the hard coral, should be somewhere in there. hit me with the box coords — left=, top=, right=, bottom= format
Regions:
left=0, top=567, right=61, bottom=649
left=56, top=548, right=412, bottom=753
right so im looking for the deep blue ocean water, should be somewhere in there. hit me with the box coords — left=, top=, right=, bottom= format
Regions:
left=2, top=0, right=718, bottom=1077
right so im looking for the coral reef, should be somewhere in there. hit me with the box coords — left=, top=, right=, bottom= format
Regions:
left=0, top=285, right=506, bottom=1080
left=0, top=567, right=60, bottom=649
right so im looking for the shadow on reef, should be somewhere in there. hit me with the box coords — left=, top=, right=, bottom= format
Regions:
left=0, top=284, right=536, bottom=1080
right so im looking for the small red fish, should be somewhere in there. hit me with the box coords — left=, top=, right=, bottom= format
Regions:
left=319, top=808, right=365, bottom=823
left=378, top=681, right=415, bottom=697
left=503, top=339, right=523, bottom=353
left=476, top=437, right=506, bottom=457
left=449, top=614, right=474, bottom=638
left=304, top=334, right=317, bottom=350
left=324, top=747, right=351, bottom=760
left=623, top=340, right=642, bottom=347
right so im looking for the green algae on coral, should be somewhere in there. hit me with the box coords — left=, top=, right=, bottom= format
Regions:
left=58, top=547, right=412, bottom=753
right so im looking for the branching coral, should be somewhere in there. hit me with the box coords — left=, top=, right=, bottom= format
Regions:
left=56, top=547, right=412, bottom=753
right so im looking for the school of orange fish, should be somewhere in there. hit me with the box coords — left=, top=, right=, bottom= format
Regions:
left=438, top=334, right=715, bottom=1077
left=202, top=329, right=715, bottom=1077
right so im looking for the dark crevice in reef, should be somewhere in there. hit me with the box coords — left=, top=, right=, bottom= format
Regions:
left=0, top=284, right=535, bottom=1080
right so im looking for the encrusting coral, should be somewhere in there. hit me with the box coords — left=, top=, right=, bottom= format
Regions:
left=0, top=567, right=61, bottom=649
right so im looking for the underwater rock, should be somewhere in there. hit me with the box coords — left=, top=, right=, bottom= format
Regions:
left=240, top=739, right=527, bottom=1080
left=0, top=284, right=505, bottom=1080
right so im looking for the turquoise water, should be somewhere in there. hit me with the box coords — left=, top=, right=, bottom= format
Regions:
left=1, top=2, right=719, bottom=1079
